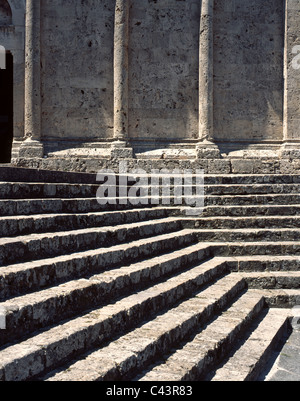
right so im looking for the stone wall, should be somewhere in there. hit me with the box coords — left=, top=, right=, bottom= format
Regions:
left=41, top=0, right=115, bottom=142
left=128, top=0, right=200, bottom=144
left=39, top=0, right=201, bottom=146
left=1, top=0, right=300, bottom=160
left=213, top=0, right=284, bottom=143
left=38, top=0, right=288, bottom=147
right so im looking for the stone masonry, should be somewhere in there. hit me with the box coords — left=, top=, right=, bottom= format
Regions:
left=0, top=0, right=299, bottom=165
left=0, top=166, right=299, bottom=381
left=0, top=0, right=300, bottom=383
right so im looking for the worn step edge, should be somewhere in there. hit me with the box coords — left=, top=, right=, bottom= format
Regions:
left=97, top=184, right=300, bottom=197
left=211, top=256, right=300, bottom=273
left=0, top=198, right=170, bottom=217
left=0, top=182, right=99, bottom=200
left=0, top=260, right=234, bottom=381
left=0, top=217, right=183, bottom=266
left=204, top=184, right=300, bottom=195
left=0, top=184, right=203, bottom=200
left=2, top=181, right=300, bottom=190
left=136, top=290, right=266, bottom=382
left=222, top=255, right=300, bottom=272
left=210, top=308, right=290, bottom=381
left=7, top=188, right=298, bottom=209
left=1, top=194, right=300, bottom=217
left=259, top=289, right=300, bottom=308
left=205, top=242, right=300, bottom=257
left=203, top=175, right=300, bottom=185
left=192, top=229, right=300, bottom=243
left=2, top=172, right=300, bottom=185
left=201, top=205, right=300, bottom=217
left=239, top=272, right=300, bottom=289
left=185, top=216, right=300, bottom=230
left=43, top=275, right=246, bottom=382
left=205, top=194, right=300, bottom=206
left=0, top=207, right=171, bottom=237
left=0, top=257, right=227, bottom=347
left=0, top=230, right=199, bottom=300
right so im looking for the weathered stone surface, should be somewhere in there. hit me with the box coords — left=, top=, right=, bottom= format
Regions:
left=138, top=291, right=266, bottom=381
left=213, top=0, right=284, bottom=143
left=0, top=169, right=299, bottom=382
left=210, top=309, right=290, bottom=382
left=128, top=0, right=200, bottom=142
left=45, top=274, right=244, bottom=382
left=0, top=217, right=183, bottom=266
left=1, top=1, right=299, bottom=162
left=9, top=157, right=300, bottom=176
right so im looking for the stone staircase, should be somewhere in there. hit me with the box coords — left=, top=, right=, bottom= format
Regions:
left=0, top=167, right=299, bottom=382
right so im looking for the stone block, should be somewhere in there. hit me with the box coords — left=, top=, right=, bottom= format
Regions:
left=231, top=159, right=254, bottom=174
left=207, top=159, right=231, bottom=174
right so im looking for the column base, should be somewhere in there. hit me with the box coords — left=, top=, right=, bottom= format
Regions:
left=196, top=141, right=221, bottom=159
left=111, top=141, right=133, bottom=158
left=281, top=142, right=300, bottom=159
left=18, top=139, right=44, bottom=159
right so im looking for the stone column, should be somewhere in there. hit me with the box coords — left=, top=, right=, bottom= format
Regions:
left=20, top=0, right=43, bottom=158
left=197, top=0, right=220, bottom=159
left=282, top=0, right=300, bottom=158
left=111, top=0, right=133, bottom=158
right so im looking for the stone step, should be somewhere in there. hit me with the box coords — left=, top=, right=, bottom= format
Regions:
left=0, top=166, right=98, bottom=184
left=95, top=175, right=300, bottom=187
left=204, top=184, right=300, bottom=195
left=1, top=168, right=299, bottom=185
left=94, top=191, right=300, bottom=212
left=0, top=169, right=298, bottom=382
left=222, top=255, right=300, bottom=272
left=0, top=261, right=237, bottom=381
left=101, top=183, right=300, bottom=196
left=205, top=194, right=300, bottom=206
left=204, top=175, right=300, bottom=185
left=209, top=309, right=290, bottom=381
left=1, top=251, right=298, bottom=305
left=0, top=256, right=227, bottom=347
left=98, top=174, right=300, bottom=186
left=188, top=216, right=300, bottom=230
left=1, top=193, right=300, bottom=218
left=2, top=181, right=300, bottom=201
left=240, top=271, right=300, bottom=289
left=0, top=182, right=99, bottom=199
left=0, top=197, right=171, bottom=217
left=84, top=183, right=300, bottom=198
left=0, top=217, right=183, bottom=266
left=0, top=194, right=202, bottom=213
left=262, top=289, right=300, bottom=308
left=42, top=274, right=246, bottom=381
left=193, top=228, right=300, bottom=243
left=136, top=291, right=266, bottom=381
left=202, top=204, right=300, bottom=217
left=0, top=234, right=204, bottom=301
left=262, top=328, right=300, bottom=381
left=0, top=207, right=171, bottom=237
left=208, top=241, right=300, bottom=257
left=0, top=198, right=98, bottom=217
